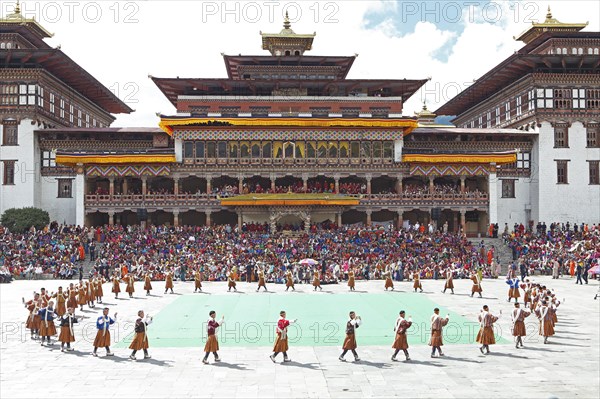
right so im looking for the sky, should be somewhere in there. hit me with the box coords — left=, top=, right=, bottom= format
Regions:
left=4, top=0, right=599, bottom=127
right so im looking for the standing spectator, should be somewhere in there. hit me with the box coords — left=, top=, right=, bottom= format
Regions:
left=575, top=261, right=583, bottom=285
left=89, top=242, right=96, bottom=262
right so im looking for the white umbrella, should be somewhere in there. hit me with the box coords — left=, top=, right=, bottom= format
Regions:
left=299, top=258, right=318, bottom=265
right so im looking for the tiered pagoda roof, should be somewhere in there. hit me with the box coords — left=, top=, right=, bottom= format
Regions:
left=151, top=77, right=427, bottom=107
left=222, top=55, right=356, bottom=80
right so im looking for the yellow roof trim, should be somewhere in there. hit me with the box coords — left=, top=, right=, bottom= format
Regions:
left=56, top=154, right=176, bottom=165
left=403, top=153, right=516, bottom=164
left=158, top=117, right=418, bottom=136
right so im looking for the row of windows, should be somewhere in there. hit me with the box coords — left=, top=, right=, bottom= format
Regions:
left=465, top=88, right=600, bottom=128
left=183, top=141, right=396, bottom=160
left=554, top=125, right=599, bottom=148
left=0, top=42, right=19, bottom=49
left=556, top=161, right=600, bottom=185
left=537, top=88, right=600, bottom=110
left=551, top=47, right=599, bottom=55
left=242, top=73, right=337, bottom=80
left=0, top=84, right=104, bottom=128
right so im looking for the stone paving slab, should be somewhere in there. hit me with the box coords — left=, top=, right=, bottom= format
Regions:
left=1, top=277, right=599, bottom=398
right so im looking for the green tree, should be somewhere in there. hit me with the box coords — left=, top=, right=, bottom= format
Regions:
left=0, top=207, right=50, bottom=232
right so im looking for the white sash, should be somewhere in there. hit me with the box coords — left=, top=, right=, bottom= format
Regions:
left=68, top=314, right=74, bottom=337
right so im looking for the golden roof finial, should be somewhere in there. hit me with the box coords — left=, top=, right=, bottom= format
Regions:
left=6, top=0, right=22, bottom=19
left=422, top=101, right=428, bottom=111
left=283, top=11, right=291, bottom=30
left=546, top=5, right=552, bottom=20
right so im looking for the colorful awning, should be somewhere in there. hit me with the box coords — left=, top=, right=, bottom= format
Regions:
left=221, top=193, right=360, bottom=207
left=402, top=152, right=517, bottom=164
left=56, top=153, right=176, bottom=165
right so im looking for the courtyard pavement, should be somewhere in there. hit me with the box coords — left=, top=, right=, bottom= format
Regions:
left=1, top=275, right=598, bottom=398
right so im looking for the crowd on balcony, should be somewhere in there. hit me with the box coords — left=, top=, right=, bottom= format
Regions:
left=89, top=181, right=492, bottom=199
left=211, top=180, right=369, bottom=196
left=402, top=184, right=486, bottom=198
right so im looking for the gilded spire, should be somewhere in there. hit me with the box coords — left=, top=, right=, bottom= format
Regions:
left=6, top=0, right=23, bottom=19
left=546, top=5, right=552, bottom=20
left=416, top=101, right=436, bottom=124
left=283, top=11, right=291, bottom=30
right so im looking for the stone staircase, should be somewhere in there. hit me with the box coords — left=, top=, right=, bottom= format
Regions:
left=477, top=237, right=514, bottom=275
left=81, top=258, right=97, bottom=278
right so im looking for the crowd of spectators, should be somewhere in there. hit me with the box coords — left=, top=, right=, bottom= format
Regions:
left=503, top=221, right=599, bottom=278
left=85, top=223, right=505, bottom=285
left=0, top=223, right=86, bottom=280
left=2, top=219, right=597, bottom=285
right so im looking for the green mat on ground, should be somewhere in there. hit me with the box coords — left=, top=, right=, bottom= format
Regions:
left=116, top=292, right=508, bottom=348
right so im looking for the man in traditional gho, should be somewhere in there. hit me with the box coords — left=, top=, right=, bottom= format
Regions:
left=347, top=269, right=356, bottom=291
left=535, top=300, right=555, bottom=344
left=227, top=270, right=237, bottom=292
left=39, top=288, right=51, bottom=307
left=112, top=273, right=121, bottom=299
left=506, top=273, right=520, bottom=303
left=384, top=270, right=394, bottom=291
left=129, top=310, right=152, bottom=361
left=470, top=272, right=483, bottom=298
left=194, top=268, right=203, bottom=293
left=270, top=311, right=297, bottom=363
left=442, top=268, right=454, bottom=294
left=429, top=308, right=449, bottom=358
left=164, top=269, right=174, bottom=294
left=339, top=311, right=362, bottom=362
left=23, top=293, right=41, bottom=339
left=203, top=310, right=224, bottom=364
left=313, top=269, right=322, bottom=291
left=93, top=276, right=104, bottom=304
left=144, top=273, right=153, bottom=296
left=413, top=271, right=423, bottom=293
left=285, top=269, right=295, bottom=291
left=476, top=305, right=499, bottom=354
left=38, top=300, right=58, bottom=346
left=92, top=307, right=117, bottom=357
left=392, top=310, right=412, bottom=361
left=511, top=302, right=530, bottom=348
left=85, top=279, right=95, bottom=308
left=58, top=307, right=79, bottom=352
left=77, top=280, right=87, bottom=311
left=522, top=279, right=532, bottom=306
left=125, top=274, right=135, bottom=298
left=256, top=268, right=267, bottom=292
left=51, top=287, right=67, bottom=316
left=66, top=283, right=78, bottom=310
